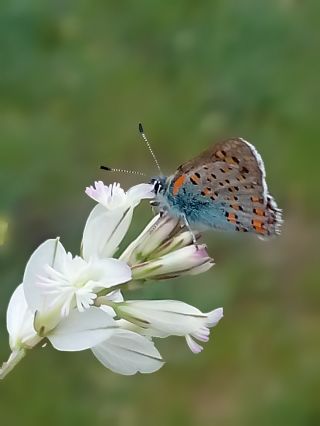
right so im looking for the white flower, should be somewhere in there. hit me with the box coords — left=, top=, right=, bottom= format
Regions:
left=83, top=181, right=154, bottom=259
left=1, top=181, right=223, bottom=379
left=23, top=238, right=131, bottom=333
left=108, top=300, right=223, bottom=353
left=1, top=286, right=163, bottom=378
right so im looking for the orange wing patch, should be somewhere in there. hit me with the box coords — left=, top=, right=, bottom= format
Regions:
left=172, top=175, right=186, bottom=195
left=252, top=219, right=266, bottom=234
left=226, top=213, right=237, bottom=224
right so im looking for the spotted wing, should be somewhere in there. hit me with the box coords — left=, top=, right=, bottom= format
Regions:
left=170, top=138, right=282, bottom=237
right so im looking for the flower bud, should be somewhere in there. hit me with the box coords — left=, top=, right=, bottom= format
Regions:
left=131, top=244, right=214, bottom=280
left=120, top=214, right=181, bottom=264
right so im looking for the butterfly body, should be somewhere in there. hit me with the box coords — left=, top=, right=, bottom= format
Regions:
left=151, top=138, right=282, bottom=237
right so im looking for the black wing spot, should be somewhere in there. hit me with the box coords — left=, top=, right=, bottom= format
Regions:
left=211, top=173, right=216, bottom=179
left=190, top=177, right=198, bottom=185
left=195, top=172, right=201, bottom=178
left=232, top=156, right=240, bottom=164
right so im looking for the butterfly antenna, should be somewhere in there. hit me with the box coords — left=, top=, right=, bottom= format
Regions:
left=100, top=165, right=146, bottom=177
left=138, top=123, right=162, bottom=175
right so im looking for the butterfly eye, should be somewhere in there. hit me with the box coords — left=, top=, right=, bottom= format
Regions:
left=153, top=180, right=162, bottom=194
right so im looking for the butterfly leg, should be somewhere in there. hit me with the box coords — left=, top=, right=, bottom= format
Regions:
left=150, top=200, right=164, bottom=217
left=182, top=214, right=198, bottom=248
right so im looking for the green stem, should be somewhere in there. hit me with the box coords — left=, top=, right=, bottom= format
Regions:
left=0, top=349, right=26, bottom=380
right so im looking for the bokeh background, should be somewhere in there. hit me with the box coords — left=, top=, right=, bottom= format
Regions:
left=0, top=1, right=319, bottom=425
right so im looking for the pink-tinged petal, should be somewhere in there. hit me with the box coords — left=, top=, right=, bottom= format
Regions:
left=185, top=335, right=203, bottom=354
left=92, top=329, right=164, bottom=375
left=206, top=308, right=224, bottom=327
left=191, top=327, right=210, bottom=342
left=85, top=181, right=107, bottom=204
left=48, top=307, right=117, bottom=351
left=23, top=238, right=66, bottom=312
left=85, top=182, right=127, bottom=210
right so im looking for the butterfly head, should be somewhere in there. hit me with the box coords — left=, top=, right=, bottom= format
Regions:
left=150, top=176, right=167, bottom=195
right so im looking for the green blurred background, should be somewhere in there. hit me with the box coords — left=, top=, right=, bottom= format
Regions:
left=0, top=1, right=319, bottom=425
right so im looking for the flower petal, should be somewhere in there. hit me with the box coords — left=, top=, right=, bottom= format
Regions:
left=120, top=214, right=161, bottom=263
left=23, top=238, right=66, bottom=312
left=126, top=183, right=154, bottom=206
left=90, top=258, right=132, bottom=288
left=92, top=329, right=164, bottom=375
left=82, top=204, right=134, bottom=260
left=117, top=300, right=208, bottom=336
left=48, top=307, right=117, bottom=351
left=186, top=335, right=203, bottom=354
left=206, top=308, right=224, bottom=327
left=7, top=284, right=37, bottom=350
left=85, top=182, right=127, bottom=210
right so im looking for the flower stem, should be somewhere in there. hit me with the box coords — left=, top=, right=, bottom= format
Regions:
left=0, top=349, right=26, bottom=380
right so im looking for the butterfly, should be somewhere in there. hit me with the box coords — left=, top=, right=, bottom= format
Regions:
left=149, top=137, right=282, bottom=239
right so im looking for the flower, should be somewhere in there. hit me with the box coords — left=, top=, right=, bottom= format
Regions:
left=1, top=181, right=222, bottom=379
left=120, top=213, right=214, bottom=280
left=106, top=299, right=223, bottom=353
left=1, top=283, right=164, bottom=378
left=83, top=181, right=154, bottom=259
left=23, top=238, right=131, bottom=333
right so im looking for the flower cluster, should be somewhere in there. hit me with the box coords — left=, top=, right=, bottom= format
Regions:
left=0, top=181, right=222, bottom=378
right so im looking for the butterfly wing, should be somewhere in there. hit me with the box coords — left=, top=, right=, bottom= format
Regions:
left=168, top=138, right=282, bottom=237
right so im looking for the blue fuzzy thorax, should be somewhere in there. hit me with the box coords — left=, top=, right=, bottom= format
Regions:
left=151, top=175, right=232, bottom=231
